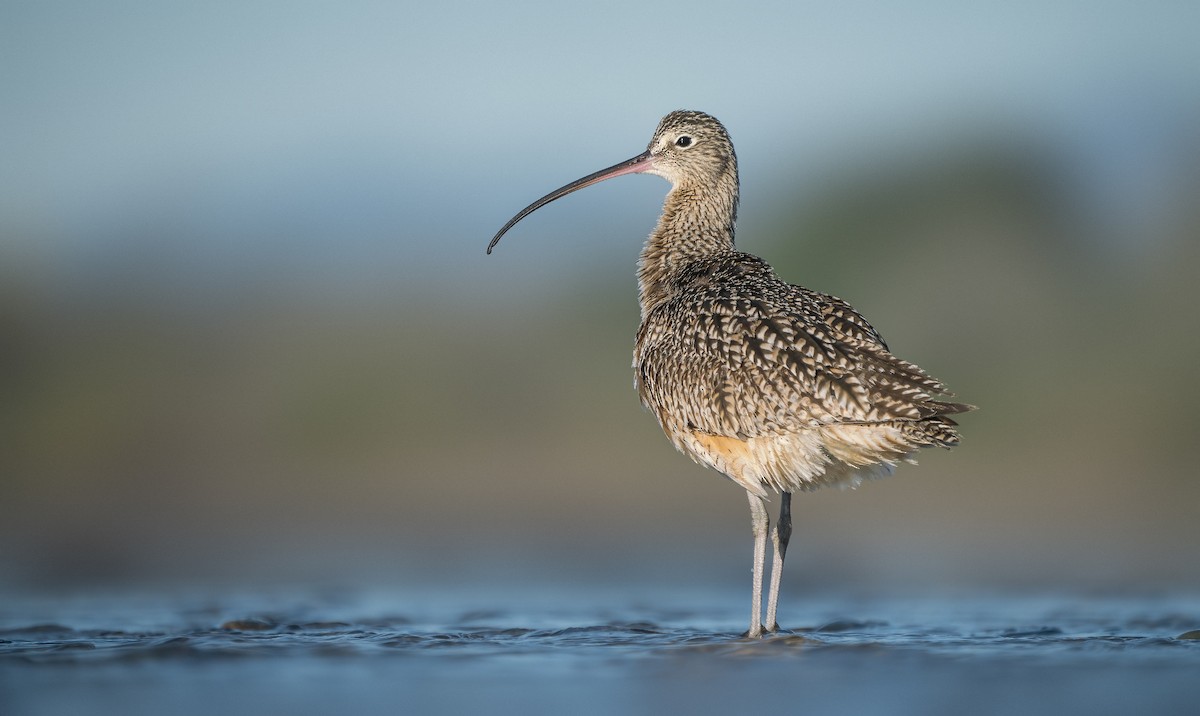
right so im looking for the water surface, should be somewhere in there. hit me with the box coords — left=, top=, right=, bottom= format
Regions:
left=2, top=588, right=1197, bottom=715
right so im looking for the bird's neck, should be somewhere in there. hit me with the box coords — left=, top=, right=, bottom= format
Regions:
left=638, top=175, right=739, bottom=318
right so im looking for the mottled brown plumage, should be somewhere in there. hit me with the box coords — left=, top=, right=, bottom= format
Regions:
left=488, top=110, right=971, bottom=638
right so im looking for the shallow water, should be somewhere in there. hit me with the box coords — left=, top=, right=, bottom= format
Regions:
left=2, top=588, right=1198, bottom=716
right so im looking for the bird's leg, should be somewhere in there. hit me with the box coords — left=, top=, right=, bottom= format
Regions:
left=746, top=492, right=770, bottom=638
left=765, top=491, right=793, bottom=633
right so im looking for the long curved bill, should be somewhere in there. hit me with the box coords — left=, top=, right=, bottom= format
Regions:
left=487, top=150, right=654, bottom=254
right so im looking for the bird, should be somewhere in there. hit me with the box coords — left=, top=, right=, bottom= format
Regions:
left=487, top=110, right=971, bottom=638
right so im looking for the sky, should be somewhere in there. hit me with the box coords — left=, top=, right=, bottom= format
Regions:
left=2, top=1, right=1197, bottom=303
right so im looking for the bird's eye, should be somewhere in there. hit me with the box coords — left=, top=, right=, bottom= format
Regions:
left=675, top=135, right=693, bottom=148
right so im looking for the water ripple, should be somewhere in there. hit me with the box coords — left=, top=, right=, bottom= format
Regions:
left=3, top=600, right=1199, bottom=665
left=4, top=594, right=1199, bottom=716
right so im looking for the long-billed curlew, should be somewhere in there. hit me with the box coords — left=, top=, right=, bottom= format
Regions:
left=487, top=110, right=971, bottom=638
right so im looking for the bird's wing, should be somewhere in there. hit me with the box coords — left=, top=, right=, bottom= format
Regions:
left=635, top=260, right=967, bottom=439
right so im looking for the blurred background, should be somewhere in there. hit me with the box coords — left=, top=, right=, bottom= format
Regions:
left=2, top=1, right=1198, bottom=598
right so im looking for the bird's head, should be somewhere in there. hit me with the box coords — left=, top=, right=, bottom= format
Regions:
left=643, top=110, right=737, bottom=188
left=487, top=110, right=736, bottom=254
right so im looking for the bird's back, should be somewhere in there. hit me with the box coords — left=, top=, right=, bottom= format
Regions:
left=634, top=251, right=970, bottom=496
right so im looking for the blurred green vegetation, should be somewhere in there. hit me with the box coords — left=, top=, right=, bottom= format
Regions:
left=2, top=132, right=1199, bottom=592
